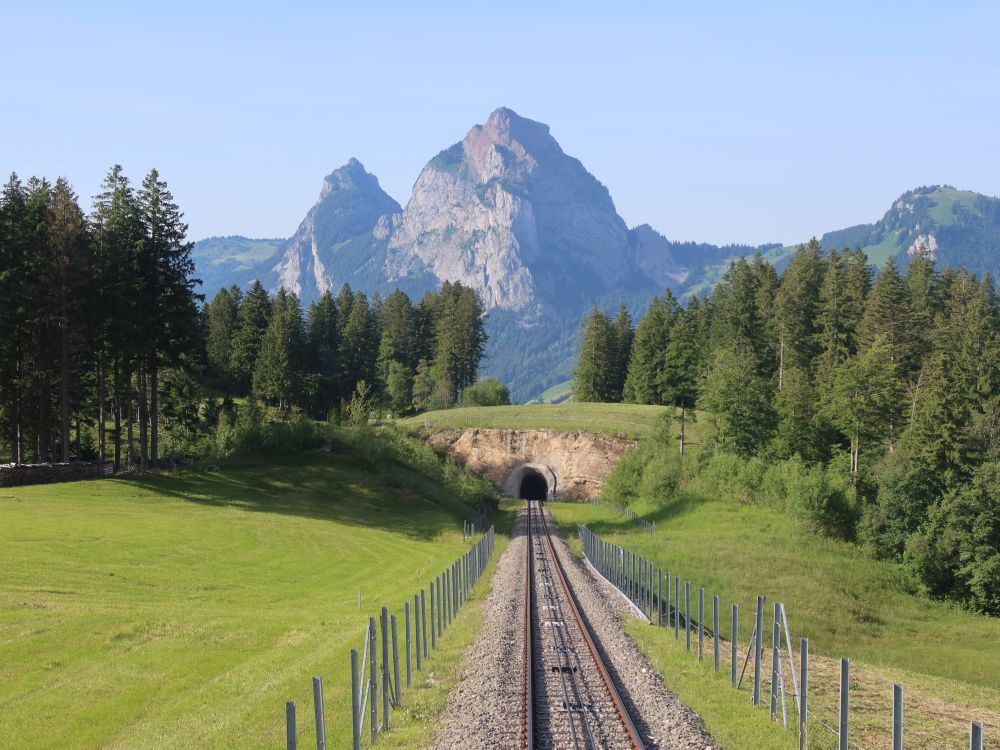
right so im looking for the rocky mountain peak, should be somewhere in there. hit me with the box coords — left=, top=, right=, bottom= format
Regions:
left=320, top=158, right=388, bottom=199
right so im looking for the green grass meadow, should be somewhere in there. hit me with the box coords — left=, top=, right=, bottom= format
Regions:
left=0, top=455, right=511, bottom=749
left=400, top=402, right=711, bottom=443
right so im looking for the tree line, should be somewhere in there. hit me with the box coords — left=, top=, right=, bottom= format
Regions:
left=202, top=279, right=489, bottom=419
left=576, top=240, right=1000, bottom=613
left=1, top=167, right=491, bottom=469
left=0, top=168, right=199, bottom=470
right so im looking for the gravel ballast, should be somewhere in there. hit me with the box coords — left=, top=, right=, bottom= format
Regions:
left=431, top=505, right=721, bottom=749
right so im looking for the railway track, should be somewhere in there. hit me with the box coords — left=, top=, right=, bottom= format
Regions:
left=524, top=500, right=646, bottom=750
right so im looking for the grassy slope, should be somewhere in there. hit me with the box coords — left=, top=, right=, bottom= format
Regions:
left=0, top=454, right=511, bottom=749
left=400, top=403, right=712, bottom=442
left=549, top=498, right=1000, bottom=747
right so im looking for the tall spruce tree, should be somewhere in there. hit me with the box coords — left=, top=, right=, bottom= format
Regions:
left=773, top=239, right=824, bottom=387
left=45, top=178, right=89, bottom=461
left=574, top=308, right=617, bottom=402
left=229, top=280, right=271, bottom=393
left=610, top=305, right=634, bottom=402
left=205, top=286, right=242, bottom=385
left=253, top=289, right=304, bottom=410
left=623, top=294, right=673, bottom=404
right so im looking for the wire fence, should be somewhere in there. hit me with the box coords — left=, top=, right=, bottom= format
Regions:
left=578, top=525, right=990, bottom=750
left=281, top=526, right=496, bottom=750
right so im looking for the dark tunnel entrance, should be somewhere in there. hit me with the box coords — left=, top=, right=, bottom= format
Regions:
left=519, top=470, right=548, bottom=501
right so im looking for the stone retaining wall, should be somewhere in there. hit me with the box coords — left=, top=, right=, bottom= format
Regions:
left=0, top=461, right=114, bottom=487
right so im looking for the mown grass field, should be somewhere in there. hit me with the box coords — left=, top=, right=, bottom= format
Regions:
left=0, top=453, right=511, bottom=749
left=400, top=402, right=712, bottom=443
left=549, top=498, right=1000, bottom=749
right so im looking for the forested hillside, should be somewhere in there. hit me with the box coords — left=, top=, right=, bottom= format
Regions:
left=576, top=240, right=1000, bottom=614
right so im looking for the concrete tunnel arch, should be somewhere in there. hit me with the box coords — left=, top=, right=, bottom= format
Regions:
left=502, top=462, right=559, bottom=501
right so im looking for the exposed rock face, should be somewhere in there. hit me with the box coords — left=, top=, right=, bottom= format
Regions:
left=430, top=427, right=636, bottom=500
left=266, top=158, right=402, bottom=299
left=386, top=108, right=679, bottom=310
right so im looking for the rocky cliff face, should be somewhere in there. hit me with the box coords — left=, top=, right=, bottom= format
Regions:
left=263, top=158, right=403, bottom=300
left=387, top=108, right=681, bottom=310
left=429, top=427, right=636, bottom=500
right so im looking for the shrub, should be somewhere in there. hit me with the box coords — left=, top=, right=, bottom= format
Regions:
left=787, top=464, right=857, bottom=539
left=460, top=377, right=511, bottom=407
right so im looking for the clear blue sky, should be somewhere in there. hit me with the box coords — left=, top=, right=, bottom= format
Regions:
left=3, top=1, right=998, bottom=246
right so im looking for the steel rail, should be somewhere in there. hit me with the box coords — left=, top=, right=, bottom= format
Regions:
left=527, top=500, right=646, bottom=750
left=524, top=501, right=534, bottom=749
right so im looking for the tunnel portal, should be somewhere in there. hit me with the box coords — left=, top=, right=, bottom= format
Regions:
left=519, top=469, right=549, bottom=501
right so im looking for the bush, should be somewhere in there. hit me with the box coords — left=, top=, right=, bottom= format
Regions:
left=460, top=377, right=511, bottom=407
left=787, top=464, right=857, bottom=539
left=334, top=424, right=499, bottom=510
left=210, top=401, right=327, bottom=459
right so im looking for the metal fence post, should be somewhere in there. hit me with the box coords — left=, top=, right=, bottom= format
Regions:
left=799, top=638, right=808, bottom=750
left=685, top=581, right=691, bottom=651
left=351, top=649, right=361, bottom=750
left=713, top=595, right=720, bottom=672
left=381, top=607, right=390, bottom=732
left=313, top=676, right=326, bottom=750
left=420, top=589, right=428, bottom=660
left=698, top=587, right=705, bottom=661
left=437, top=575, right=443, bottom=637
left=732, top=604, right=739, bottom=688
left=675, top=576, right=680, bottom=640
left=430, top=581, right=436, bottom=650
left=391, top=614, right=401, bottom=707
left=970, top=721, right=983, bottom=750
left=286, top=700, right=297, bottom=750
left=666, top=571, right=672, bottom=628
left=771, top=602, right=780, bottom=720
left=839, top=658, right=849, bottom=750
left=405, top=602, right=412, bottom=687
left=892, top=683, right=902, bottom=750
left=369, top=618, right=378, bottom=744
left=753, top=596, right=764, bottom=706
left=657, top=568, right=663, bottom=626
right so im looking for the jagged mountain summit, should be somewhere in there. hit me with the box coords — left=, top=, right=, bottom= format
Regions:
left=264, top=158, right=404, bottom=301
left=385, top=107, right=686, bottom=310
left=246, top=108, right=689, bottom=314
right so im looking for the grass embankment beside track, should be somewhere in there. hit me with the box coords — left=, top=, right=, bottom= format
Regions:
left=549, top=500, right=1000, bottom=749
left=0, top=452, right=513, bottom=749
left=400, top=402, right=712, bottom=443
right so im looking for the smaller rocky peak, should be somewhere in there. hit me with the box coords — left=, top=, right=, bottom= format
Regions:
left=320, top=158, right=386, bottom=199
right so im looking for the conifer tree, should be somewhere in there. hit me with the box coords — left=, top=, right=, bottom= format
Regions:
left=45, top=178, right=89, bottom=461
left=773, top=239, right=824, bottom=387
left=253, top=289, right=304, bottom=410
left=859, top=256, right=918, bottom=377
left=229, top=280, right=271, bottom=393
left=305, top=291, right=339, bottom=415
left=205, top=286, right=242, bottom=385
left=574, top=308, right=617, bottom=402
left=623, top=295, right=672, bottom=404
left=610, top=305, right=634, bottom=402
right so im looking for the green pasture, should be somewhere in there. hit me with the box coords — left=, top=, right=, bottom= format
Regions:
left=400, top=402, right=710, bottom=443
left=0, top=455, right=510, bottom=749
